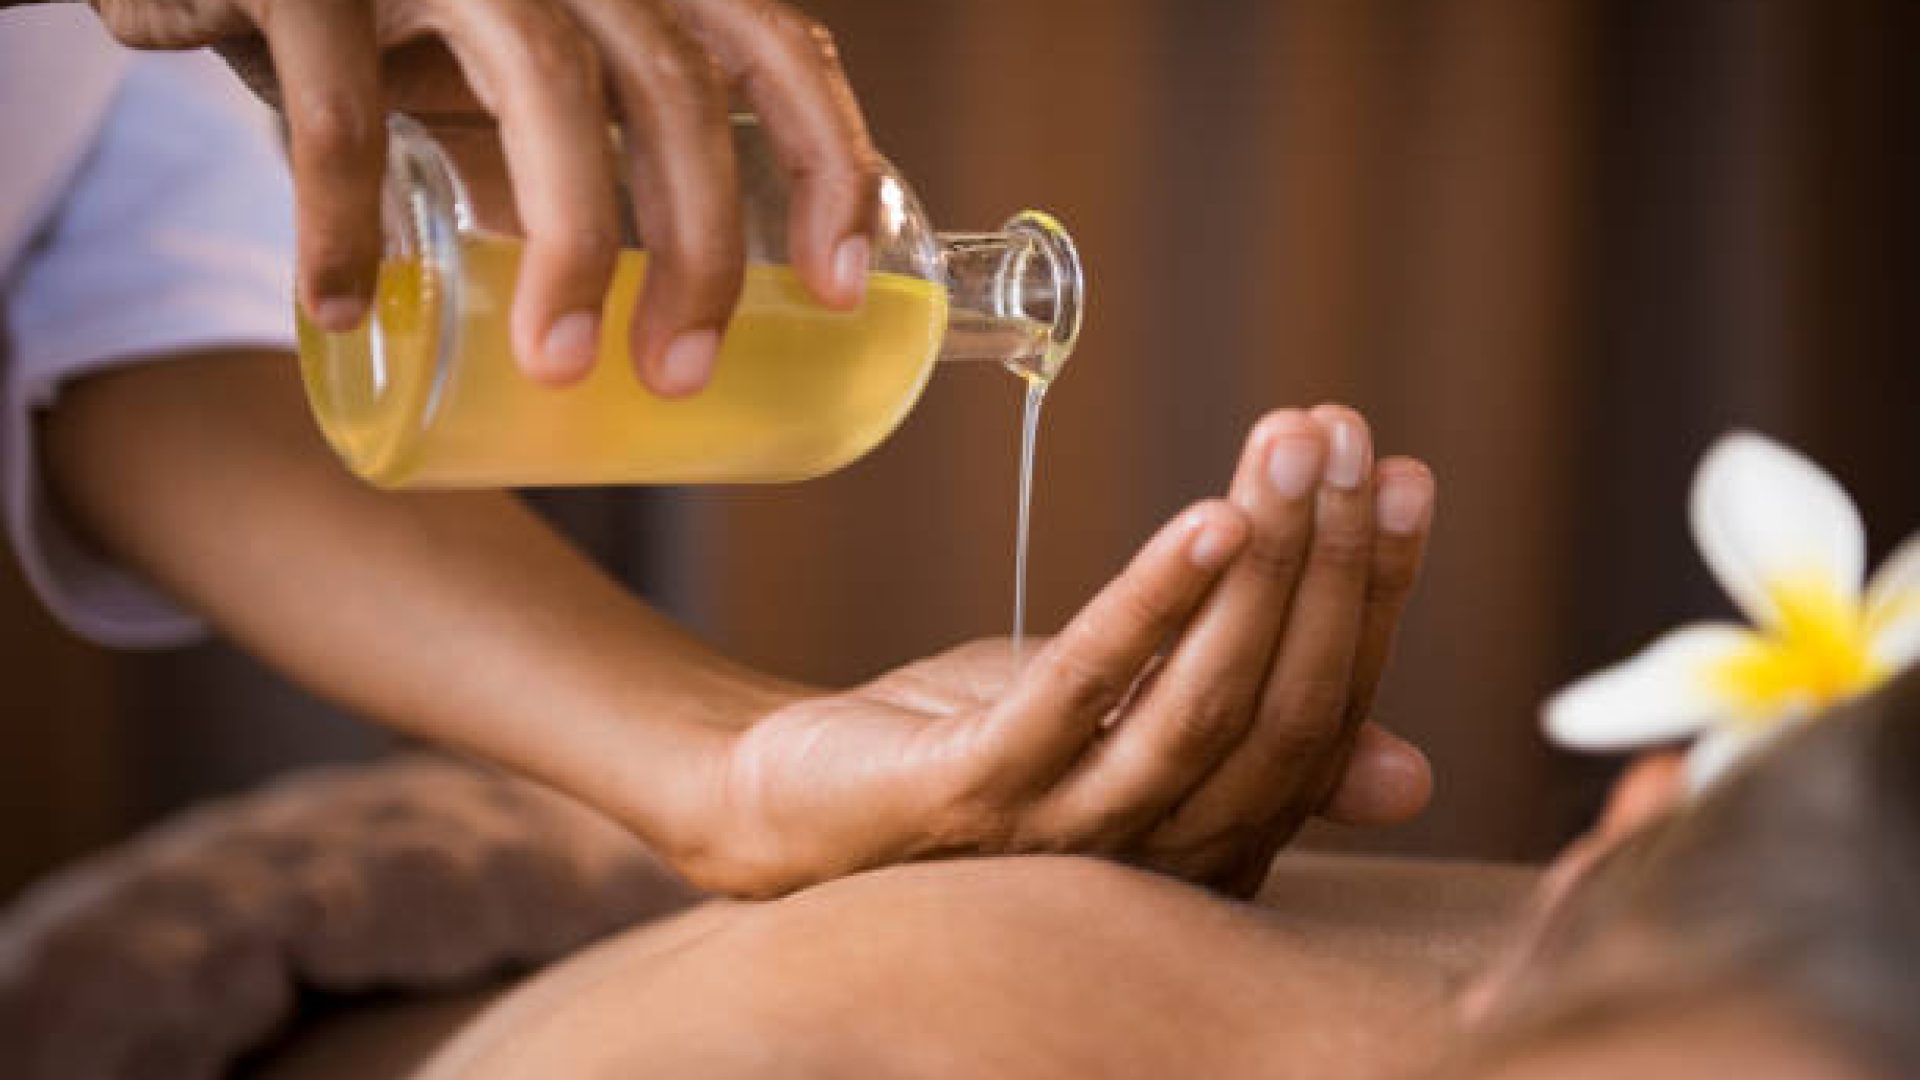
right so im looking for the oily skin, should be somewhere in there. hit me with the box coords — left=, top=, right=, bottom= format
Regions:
left=43, top=352, right=1431, bottom=898
left=397, top=854, right=1537, bottom=1080
left=383, top=762, right=1856, bottom=1080
left=276, top=851, right=1859, bottom=1080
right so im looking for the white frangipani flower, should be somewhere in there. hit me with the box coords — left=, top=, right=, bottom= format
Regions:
left=1544, top=432, right=1920, bottom=790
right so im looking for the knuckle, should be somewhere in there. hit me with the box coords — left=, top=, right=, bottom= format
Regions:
left=503, top=8, right=600, bottom=94
left=1103, top=579, right=1176, bottom=638
left=1042, top=636, right=1139, bottom=719
left=632, top=33, right=711, bottom=97
left=546, top=222, right=622, bottom=274
left=1239, top=531, right=1308, bottom=581
left=1262, top=678, right=1353, bottom=745
left=1042, top=802, right=1139, bottom=853
left=293, top=93, right=377, bottom=165
left=794, top=134, right=881, bottom=189
left=931, top=781, right=1018, bottom=852
left=656, top=232, right=747, bottom=295
left=1311, top=520, right=1374, bottom=572
left=1274, top=668, right=1351, bottom=726
left=1157, top=681, right=1252, bottom=760
left=834, top=157, right=885, bottom=206
left=649, top=261, right=745, bottom=329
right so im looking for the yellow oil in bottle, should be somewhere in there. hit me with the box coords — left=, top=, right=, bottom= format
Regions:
left=299, top=233, right=950, bottom=487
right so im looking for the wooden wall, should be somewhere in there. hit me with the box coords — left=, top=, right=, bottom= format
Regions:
left=4, top=0, right=1916, bottom=900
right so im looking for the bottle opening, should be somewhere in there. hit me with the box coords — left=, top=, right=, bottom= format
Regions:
left=1002, top=211, right=1083, bottom=382
left=296, top=115, right=464, bottom=486
left=937, top=213, right=1085, bottom=384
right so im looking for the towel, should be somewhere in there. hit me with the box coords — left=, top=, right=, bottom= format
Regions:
left=0, top=755, right=698, bottom=1078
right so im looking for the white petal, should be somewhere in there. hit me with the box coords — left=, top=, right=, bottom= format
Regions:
left=1684, top=709, right=1814, bottom=793
left=1690, top=432, right=1865, bottom=632
left=1685, top=724, right=1769, bottom=792
left=1866, top=531, right=1920, bottom=671
left=1543, top=624, right=1759, bottom=751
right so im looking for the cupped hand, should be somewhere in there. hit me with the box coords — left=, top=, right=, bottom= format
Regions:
left=94, top=0, right=878, bottom=393
left=669, top=408, right=1435, bottom=899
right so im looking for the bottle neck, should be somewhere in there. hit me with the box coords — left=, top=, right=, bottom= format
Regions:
left=936, top=211, right=1084, bottom=383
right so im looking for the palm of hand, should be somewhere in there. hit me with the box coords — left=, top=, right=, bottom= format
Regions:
left=690, top=409, right=1434, bottom=901
left=711, top=642, right=1028, bottom=896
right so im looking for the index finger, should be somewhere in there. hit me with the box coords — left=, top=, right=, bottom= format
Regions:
left=975, top=501, right=1249, bottom=797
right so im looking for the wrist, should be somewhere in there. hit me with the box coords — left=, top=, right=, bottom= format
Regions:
left=554, top=665, right=810, bottom=877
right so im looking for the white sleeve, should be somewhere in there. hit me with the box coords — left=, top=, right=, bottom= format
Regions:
left=2, top=45, right=297, bottom=649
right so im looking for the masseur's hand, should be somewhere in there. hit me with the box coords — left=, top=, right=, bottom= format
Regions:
left=92, top=0, right=878, bottom=393
left=662, top=409, right=1433, bottom=898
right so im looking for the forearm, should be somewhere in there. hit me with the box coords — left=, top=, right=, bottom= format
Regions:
left=41, top=350, right=803, bottom=850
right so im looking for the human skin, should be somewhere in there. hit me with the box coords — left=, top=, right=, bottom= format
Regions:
left=1467, top=999, right=1862, bottom=1080
left=33, top=0, right=889, bottom=395
left=285, top=760, right=1859, bottom=1080
left=259, top=855, right=1855, bottom=1079
left=269, top=853, right=1537, bottom=1080
left=41, top=351, right=1432, bottom=896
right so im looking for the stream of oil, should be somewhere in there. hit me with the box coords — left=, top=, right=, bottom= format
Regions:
left=1012, top=376, right=1047, bottom=666
left=937, top=311, right=1060, bottom=669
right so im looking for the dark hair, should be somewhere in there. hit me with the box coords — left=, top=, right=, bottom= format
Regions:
left=1480, top=667, right=1920, bottom=1074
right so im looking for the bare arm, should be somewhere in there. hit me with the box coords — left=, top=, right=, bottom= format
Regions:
left=42, top=350, right=780, bottom=856
left=42, top=352, right=1432, bottom=895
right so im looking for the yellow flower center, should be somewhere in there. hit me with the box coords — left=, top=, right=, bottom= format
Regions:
left=1708, top=578, right=1887, bottom=726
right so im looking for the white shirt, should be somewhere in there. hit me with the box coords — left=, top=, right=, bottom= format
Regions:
left=1, top=6, right=296, bottom=647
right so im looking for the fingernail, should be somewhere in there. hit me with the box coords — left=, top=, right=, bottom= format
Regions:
left=831, top=236, right=870, bottom=306
left=312, top=296, right=369, bottom=333
left=541, top=312, right=601, bottom=377
left=1377, top=476, right=1432, bottom=536
left=657, top=329, right=721, bottom=397
left=1322, top=415, right=1368, bottom=491
left=1266, top=435, right=1323, bottom=499
left=1189, top=515, right=1244, bottom=570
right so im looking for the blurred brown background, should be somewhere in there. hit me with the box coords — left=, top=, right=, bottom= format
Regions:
left=4, top=0, right=1915, bottom=900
